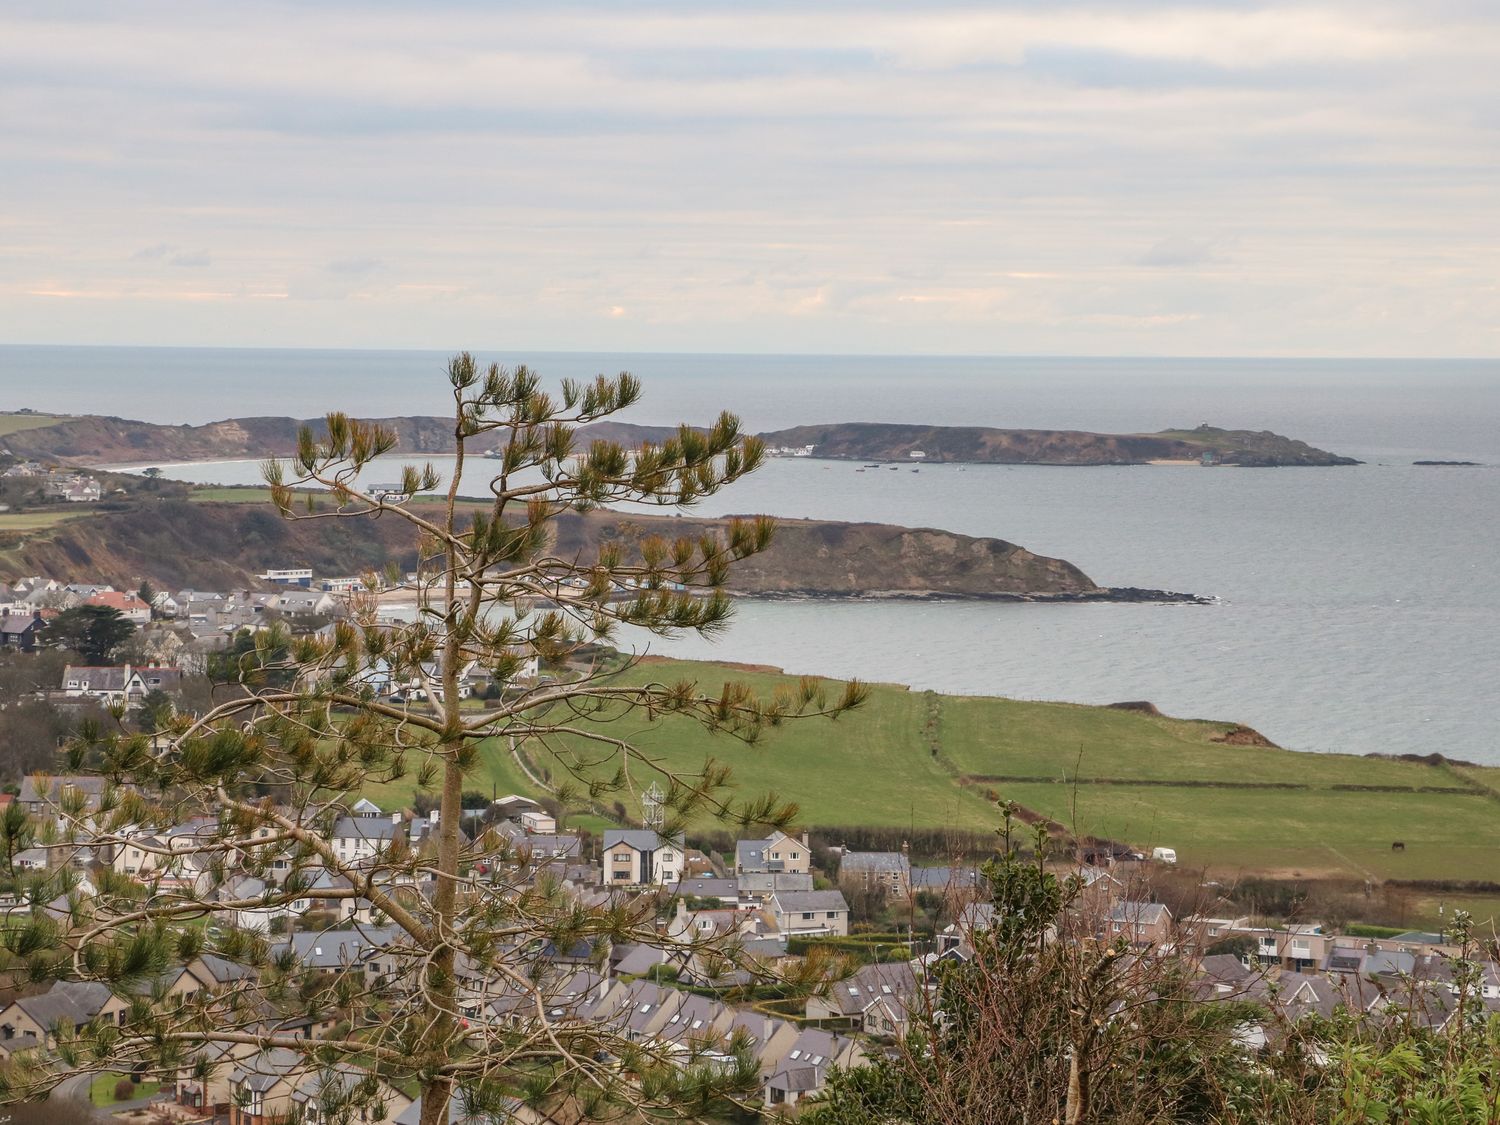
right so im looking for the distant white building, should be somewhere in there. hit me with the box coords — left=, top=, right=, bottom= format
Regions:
left=257, top=568, right=313, bottom=587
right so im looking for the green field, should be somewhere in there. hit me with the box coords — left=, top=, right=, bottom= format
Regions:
left=359, top=657, right=1500, bottom=882
left=0, top=413, right=66, bottom=436
left=0, top=509, right=91, bottom=530
left=188, top=486, right=276, bottom=503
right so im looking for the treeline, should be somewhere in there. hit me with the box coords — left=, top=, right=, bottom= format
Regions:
left=809, top=824, right=1000, bottom=862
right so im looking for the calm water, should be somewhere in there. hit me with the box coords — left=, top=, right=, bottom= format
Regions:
left=5, top=345, right=1499, bottom=762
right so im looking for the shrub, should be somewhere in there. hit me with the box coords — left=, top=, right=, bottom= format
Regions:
left=114, top=1078, right=136, bottom=1101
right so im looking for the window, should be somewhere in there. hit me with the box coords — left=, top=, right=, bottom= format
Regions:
left=802, top=911, right=814, bottom=920
left=790, top=852, right=800, bottom=860
left=827, top=911, right=839, bottom=918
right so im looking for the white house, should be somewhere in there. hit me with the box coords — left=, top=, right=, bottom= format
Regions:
left=330, top=815, right=401, bottom=867
left=62, top=664, right=183, bottom=705
left=602, top=830, right=686, bottom=887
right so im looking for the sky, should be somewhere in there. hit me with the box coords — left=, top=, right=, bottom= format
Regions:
left=1, top=1, right=1497, bottom=357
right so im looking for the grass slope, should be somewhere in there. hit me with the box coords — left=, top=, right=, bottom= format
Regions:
left=0, top=413, right=67, bottom=437
left=0, top=510, right=91, bottom=530
left=361, top=657, right=1500, bottom=882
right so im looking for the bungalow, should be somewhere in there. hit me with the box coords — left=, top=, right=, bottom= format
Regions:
left=769, top=889, right=850, bottom=939
left=736, top=870, right=814, bottom=904
left=0, top=980, right=113, bottom=1048
left=602, top=829, right=686, bottom=887
left=61, top=663, right=182, bottom=705
left=672, top=876, right=740, bottom=907
left=269, top=589, right=338, bottom=617
left=84, top=590, right=152, bottom=624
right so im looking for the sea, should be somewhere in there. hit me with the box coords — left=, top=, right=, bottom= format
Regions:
left=3, top=345, right=1498, bottom=763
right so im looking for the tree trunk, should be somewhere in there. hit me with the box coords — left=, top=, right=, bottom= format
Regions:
left=420, top=471, right=467, bottom=1125
left=1065, top=1051, right=1088, bottom=1125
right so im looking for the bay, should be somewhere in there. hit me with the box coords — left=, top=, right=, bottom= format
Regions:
left=6, top=344, right=1498, bottom=763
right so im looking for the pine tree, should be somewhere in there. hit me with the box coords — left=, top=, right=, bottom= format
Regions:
left=0, top=355, right=863, bottom=1123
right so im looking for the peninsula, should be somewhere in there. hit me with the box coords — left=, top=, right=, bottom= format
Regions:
left=0, top=411, right=1357, bottom=467
left=0, top=496, right=1200, bottom=604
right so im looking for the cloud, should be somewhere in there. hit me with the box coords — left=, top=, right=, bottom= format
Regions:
left=1137, top=237, right=1218, bottom=268
left=327, top=257, right=384, bottom=275
left=0, top=2, right=1496, bottom=356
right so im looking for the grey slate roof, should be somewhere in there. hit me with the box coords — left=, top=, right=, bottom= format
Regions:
left=773, top=890, right=849, bottom=914
left=604, top=829, right=683, bottom=852
left=231, top=1047, right=302, bottom=1092
left=332, top=816, right=400, bottom=842
left=18, top=775, right=107, bottom=806
left=194, top=952, right=256, bottom=985
left=1109, top=901, right=1170, bottom=926
left=840, top=851, right=909, bottom=874
left=271, top=927, right=402, bottom=969
left=672, top=876, right=737, bottom=901
left=14, top=980, right=112, bottom=1030
left=822, top=961, right=920, bottom=1017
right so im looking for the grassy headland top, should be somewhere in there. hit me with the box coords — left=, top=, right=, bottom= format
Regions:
left=0, top=411, right=1358, bottom=466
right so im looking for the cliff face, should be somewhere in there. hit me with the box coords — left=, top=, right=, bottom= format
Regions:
left=4, top=414, right=1356, bottom=467
left=3, top=502, right=1101, bottom=600
left=552, top=514, right=1100, bottom=598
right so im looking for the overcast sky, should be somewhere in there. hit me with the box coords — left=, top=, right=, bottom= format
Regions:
left=2, top=1, right=1497, bottom=356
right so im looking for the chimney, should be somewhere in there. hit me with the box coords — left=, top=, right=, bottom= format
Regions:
left=800, top=831, right=809, bottom=848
